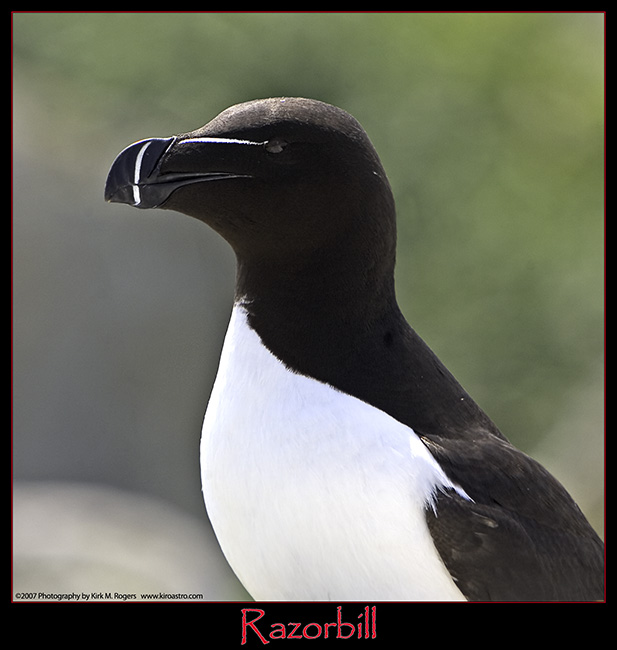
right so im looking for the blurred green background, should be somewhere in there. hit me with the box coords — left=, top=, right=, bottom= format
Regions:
left=12, top=12, right=604, bottom=600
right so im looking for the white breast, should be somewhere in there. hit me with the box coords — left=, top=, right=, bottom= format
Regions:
left=200, top=303, right=467, bottom=601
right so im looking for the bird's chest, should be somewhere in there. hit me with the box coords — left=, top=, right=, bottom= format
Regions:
left=199, top=305, right=465, bottom=600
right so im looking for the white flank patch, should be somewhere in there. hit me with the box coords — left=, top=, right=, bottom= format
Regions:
left=200, top=303, right=468, bottom=601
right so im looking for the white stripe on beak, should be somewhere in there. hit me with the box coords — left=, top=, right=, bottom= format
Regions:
left=132, top=140, right=153, bottom=206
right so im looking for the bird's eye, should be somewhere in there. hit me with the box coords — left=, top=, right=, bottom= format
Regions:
left=265, top=139, right=288, bottom=154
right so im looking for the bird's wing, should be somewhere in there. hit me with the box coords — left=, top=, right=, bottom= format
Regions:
left=421, top=432, right=605, bottom=601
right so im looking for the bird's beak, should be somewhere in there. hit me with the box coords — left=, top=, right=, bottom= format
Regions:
left=105, top=136, right=256, bottom=209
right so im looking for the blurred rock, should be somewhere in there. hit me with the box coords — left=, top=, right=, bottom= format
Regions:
left=12, top=481, right=250, bottom=601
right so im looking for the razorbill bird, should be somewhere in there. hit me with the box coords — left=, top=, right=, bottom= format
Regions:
left=105, top=97, right=604, bottom=601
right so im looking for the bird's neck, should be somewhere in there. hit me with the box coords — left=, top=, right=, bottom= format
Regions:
left=234, top=242, right=398, bottom=364
left=232, top=248, right=501, bottom=443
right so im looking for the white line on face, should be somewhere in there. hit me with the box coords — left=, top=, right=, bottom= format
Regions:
left=178, top=137, right=262, bottom=146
